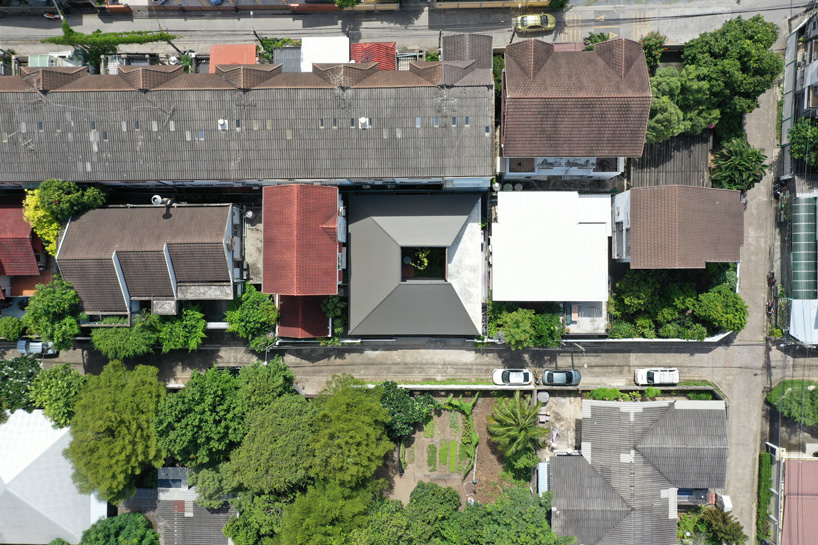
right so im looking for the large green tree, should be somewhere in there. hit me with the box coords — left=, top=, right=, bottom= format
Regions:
left=235, top=358, right=295, bottom=413
left=91, top=315, right=157, bottom=360
left=187, top=463, right=239, bottom=509
left=682, top=15, right=783, bottom=139
left=79, top=513, right=159, bottom=545
left=487, top=392, right=547, bottom=473
left=277, top=481, right=375, bottom=545
left=223, top=492, right=285, bottom=545
left=226, top=284, right=279, bottom=343
left=65, top=361, right=166, bottom=504
left=700, top=507, right=748, bottom=545
left=308, top=375, right=392, bottom=487
left=0, top=355, right=41, bottom=415
left=379, top=381, right=436, bottom=440
left=43, top=22, right=178, bottom=71
left=28, top=363, right=87, bottom=428
left=694, top=283, right=748, bottom=333
left=36, top=179, right=106, bottom=222
left=228, top=395, right=316, bottom=495
left=153, top=366, right=244, bottom=468
left=405, top=482, right=462, bottom=543
left=773, top=382, right=818, bottom=426
left=22, top=277, right=84, bottom=350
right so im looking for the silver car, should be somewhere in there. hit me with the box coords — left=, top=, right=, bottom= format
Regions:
left=542, top=369, right=581, bottom=386
left=17, top=339, right=57, bottom=356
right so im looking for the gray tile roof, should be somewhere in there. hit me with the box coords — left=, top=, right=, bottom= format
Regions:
left=551, top=400, right=728, bottom=545
left=442, top=34, right=494, bottom=70
left=348, top=194, right=482, bottom=336
left=57, top=205, right=232, bottom=313
left=0, top=64, right=493, bottom=184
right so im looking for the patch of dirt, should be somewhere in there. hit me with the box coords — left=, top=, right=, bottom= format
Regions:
left=466, top=395, right=508, bottom=504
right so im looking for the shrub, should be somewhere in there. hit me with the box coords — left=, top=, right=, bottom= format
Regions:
left=22, top=189, right=62, bottom=255
left=640, top=31, right=667, bottom=73
left=584, top=32, right=610, bottom=50
left=226, top=284, right=279, bottom=340
left=644, top=387, right=661, bottom=399
left=91, top=315, right=157, bottom=360
left=694, top=284, right=748, bottom=333
left=710, top=138, right=768, bottom=192
left=532, top=311, right=562, bottom=348
left=758, top=452, right=772, bottom=539
left=789, top=118, right=818, bottom=165
left=379, top=381, right=436, bottom=440
left=0, top=355, right=41, bottom=414
left=154, top=305, right=207, bottom=352
left=608, top=320, right=638, bottom=339
left=79, top=513, right=159, bottom=545
left=772, top=381, right=818, bottom=426
left=588, top=387, right=622, bottom=401
left=500, top=308, right=537, bottom=350
left=427, top=444, right=438, bottom=471
left=321, top=295, right=347, bottom=319
left=0, top=316, right=24, bottom=340
left=425, top=50, right=439, bottom=61
left=687, top=391, right=715, bottom=401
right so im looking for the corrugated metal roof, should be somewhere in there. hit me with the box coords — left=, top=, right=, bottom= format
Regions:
left=348, top=194, right=482, bottom=336
left=491, top=192, right=610, bottom=302
left=783, top=460, right=818, bottom=545
left=630, top=131, right=713, bottom=188
left=273, top=47, right=302, bottom=73
left=0, top=410, right=106, bottom=544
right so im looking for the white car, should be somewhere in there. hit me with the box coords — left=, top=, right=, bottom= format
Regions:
left=634, top=368, right=679, bottom=386
left=492, top=368, right=533, bottom=386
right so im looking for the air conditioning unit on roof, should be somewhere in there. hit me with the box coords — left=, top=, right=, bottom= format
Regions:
left=359, top=117, right=370, bottom=130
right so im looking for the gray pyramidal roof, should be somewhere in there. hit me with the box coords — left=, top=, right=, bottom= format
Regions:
left=348, top=194, right=481, bottom=336
left=551, top=400, right=728, bottom=545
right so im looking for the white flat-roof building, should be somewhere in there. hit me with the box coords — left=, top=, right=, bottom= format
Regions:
left=490, top=191, right=611, bottom=334
left=300, top=36, right=350, bottom=72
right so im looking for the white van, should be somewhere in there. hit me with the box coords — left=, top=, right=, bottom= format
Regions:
left=634, top=368, right=679, bottom=386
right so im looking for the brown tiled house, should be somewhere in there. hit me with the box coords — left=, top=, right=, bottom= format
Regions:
left=611, top=186, right=744, bottom=269
left=56, top=205, right=242, bottom=316
left=261, top=185, right=343, bottom=338
left=501, top=39, right=652, bottom=180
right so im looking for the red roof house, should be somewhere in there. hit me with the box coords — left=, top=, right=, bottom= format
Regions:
left=350, top=42, right=396, bottom=71
left=278, top=296, right=330, bottom=338
left=262, top=185, right=339, bottom=296
left=0, top=203, right=40, bottom=278
left=209, top=44, right=258, bottom=74
left=783, top=459, right=818, bottom=545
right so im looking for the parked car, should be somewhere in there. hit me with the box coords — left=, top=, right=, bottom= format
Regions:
left=514, top=14, right=557, bottom=33
left=542, top=369, right=581, bottom=386
left=634, top=368, right=680, bottom=386
left=492, top=368, right=533, bottom=386
left=209, top=0, right=224, bottom=5
left=16, top=339, right=57, bottom=356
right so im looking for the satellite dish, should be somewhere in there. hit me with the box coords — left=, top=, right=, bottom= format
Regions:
left=151, top=195, right=164, bottom=206
left=169, top=56, right=180, bottom=65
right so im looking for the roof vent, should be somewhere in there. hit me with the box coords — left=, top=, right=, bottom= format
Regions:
left=151, top=195, right=174, bottom=206
left=218, top=119, right=228, bottom=131
left=359, top=117, right=370, bottom=130
left=169, top=56, right=180, bottom=65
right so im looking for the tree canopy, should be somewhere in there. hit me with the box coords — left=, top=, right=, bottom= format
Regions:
left=22, top=189, right=62, bottom=255
left=488, top=392, right=547, bottom=475
left=43, top=22, right=178, bottom=71
left=0, top=355, right=41, bottom=415
left=22, top=277, right=85, bottom=350
left=36, top=179, right=106, bottom=222
left=153, top=305, right=207, bottom=353
left=379, top=381, right=436, bottom=440
left=0, top=316, right=25, bottom=340
left=28, top=363, right=87, bottom=428
left=226, top=284, right=279, bottom=344
left=640, top=31, right=667, bottom=73
left=308, top=375, right=392, bottom=487
left=153, top=366, right=244, bottom=468
left=228, top=394, right=316, bottom=495
left=79, top=513, right=160, bottom=545
left=788, top=118, right=818, bottom=166
left=65, top=361, right=166, bottom=504
left=235, top=358, right=295, bottom=413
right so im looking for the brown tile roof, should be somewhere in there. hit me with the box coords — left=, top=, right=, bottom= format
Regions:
left=278, top=295, right=330, bottom=338
left=118, top=65, right=184, bottom=90
left=209, top=44, right=257, bottom=73
left=251, top=71, right=334, bottom=89
left=57, top=205, right=232, bottom=313
left=442, top=33, right=493, bottom=69
left=314, top=63, right=379, bottom=87
left=52, top=74, right=138, bottom=92
left=350, top=42, right=396, bottom=71
left=153, top=73, right=237, bottom=90
left=262, top=185, right=338, bottom=296
left=0, top=203, right=38, bottom=276
left=0, top=77, right=33, bottom=92
left=502, top=38, right=652, bottom=158
left=20, top=66, right=87, bottom=91
left=216, top=65, right=281, bottom=89
left=630, top=186, right=744, bottom=269
left=783, top=460, right=818, bottom=545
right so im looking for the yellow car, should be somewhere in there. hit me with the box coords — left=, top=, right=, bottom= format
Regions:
left=515, top=13, right=557, bottom=33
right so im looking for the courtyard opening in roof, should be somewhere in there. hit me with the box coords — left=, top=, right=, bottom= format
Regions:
left=401, top=247, right=446, bottom=281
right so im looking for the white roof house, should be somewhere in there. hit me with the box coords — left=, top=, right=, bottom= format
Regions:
left=300, top=37, right=350, bottom=72
left=491, top=192, right=611, bottom=303
left=0, top=410, right=107, bottom=545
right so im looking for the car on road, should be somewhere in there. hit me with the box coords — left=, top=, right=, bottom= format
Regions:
left=542, top=369, right=581, bottom=386
left=514, top=14, right=557, bottom=33
left=17, top=339, right=57, bottom=356
left=492, top=368, right=533, bottom=386
left=634, top=368, right=680, bottom=386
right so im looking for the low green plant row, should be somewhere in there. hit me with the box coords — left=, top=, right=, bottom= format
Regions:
left=757, top=452, right=773, bottom=540
left=427, top=444, right=437, bottom=472
left=587, top=387, right=713, bottom=401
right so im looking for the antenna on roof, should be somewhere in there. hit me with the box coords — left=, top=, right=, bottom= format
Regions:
left=151, top=195, right=174, bottom=211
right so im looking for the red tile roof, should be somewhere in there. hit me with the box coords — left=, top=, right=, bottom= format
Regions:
left=209, top=44, right=257, bottom=74
left=783, top=460, right=818, bottom=545
left=262, top=185, right=339, bottom=296
left=278, top=295, right=330, bottom=338
left=0, top=204, right=38, bottom=276
left=630, top=186, right=744, bottom=269
left=350, top=42, right=396, bottom=71
left=502, top=38, right=652, bottom=158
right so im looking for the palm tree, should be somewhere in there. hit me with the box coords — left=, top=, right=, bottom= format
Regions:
left=487, top=392, right=547, bottom=460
